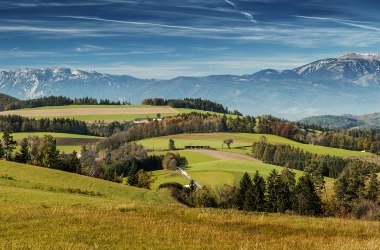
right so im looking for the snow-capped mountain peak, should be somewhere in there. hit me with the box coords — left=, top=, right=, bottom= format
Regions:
left=338, top=53, right=380, bottom=60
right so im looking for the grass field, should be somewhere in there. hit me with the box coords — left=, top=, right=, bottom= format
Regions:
left=0, top=105, right=179, bottom=122
left=1, top=160, right=380, bottom=249
left=0, top=105, right=238, bottom=122
left=149, top=150, right=334, bottom=190
left=138, top=132, right=373, bottom=157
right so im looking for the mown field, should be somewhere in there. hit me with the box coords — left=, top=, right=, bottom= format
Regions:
left=0, top=105, right=178, bottom=122
left=0, top=105, right=236, bottom=122
left=138, top=132, right=373, bottom=157
left=1, top=160, right=380, bottom=249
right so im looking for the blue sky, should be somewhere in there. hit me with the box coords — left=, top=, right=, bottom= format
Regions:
left=1, top=0, right=380, bottom=78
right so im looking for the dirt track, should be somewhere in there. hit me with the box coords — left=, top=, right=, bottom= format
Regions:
left=186, top=149, right=260, bottom=162
left=0, top=107, right=179, bottom=117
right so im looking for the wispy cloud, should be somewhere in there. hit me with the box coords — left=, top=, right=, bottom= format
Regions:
left=75, top=45, right=105, bottom=53
left=224, top=0, right=257, bottom=23
left=225, top=0, right=237, bottom=8
left=295, top=15, right=380, bottom=32
left=60, top=16, right=225, bottom=32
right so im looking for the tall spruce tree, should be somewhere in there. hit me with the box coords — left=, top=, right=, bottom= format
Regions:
left=2, top=130, right=16, bottom=161
left=281, top=167, right=296, bottom=210
left=251, top=171, right=266, bottom=211
left=266, top=169, right=280, bottom=212
left=237, top=172, right=252, bottom=209
left=294, top=175, right=322, bottom=216
left=366, top=172, right=379, bottom=202
left=14, top=138, right=30, bottom=163
left=127, top=162, right=139, bottom=186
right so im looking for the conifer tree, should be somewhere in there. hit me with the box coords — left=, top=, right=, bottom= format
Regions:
left=266, top=169, right=280, bottom=212
left=294, top=175, right=322, bottom=215
left=127, top=162, right=139, bottom=186
left=236, top=172, right=252, bottom=209
left=243, top=184, right=256, bottom=211
left=14, top=138, right=29, bottom=164
left=251, top=171, right=266, bottom=211
left=0, top=141, right=4, bottom=159
left=2, top=130, right=16, bottom=161
left=366, top=172, right=379, bottom=202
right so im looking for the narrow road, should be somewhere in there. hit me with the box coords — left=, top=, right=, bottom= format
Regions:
left=177, top=167, right=203, bottom=189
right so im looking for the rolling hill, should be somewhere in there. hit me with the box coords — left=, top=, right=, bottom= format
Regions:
left=300, top=113, right=380, bottom=129
left=0, top=93, right=19, bottom=111
left=1, top=53, right=380, bottom=120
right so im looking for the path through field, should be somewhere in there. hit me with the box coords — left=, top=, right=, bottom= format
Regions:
left=0, top=107, right=179, bottom=117
left=186, top=149, right=260, bottom=162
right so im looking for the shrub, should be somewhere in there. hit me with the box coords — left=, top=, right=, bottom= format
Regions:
left=354, top=200, right=380, bottom=220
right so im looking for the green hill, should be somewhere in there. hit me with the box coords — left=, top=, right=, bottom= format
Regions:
left=0, top=93, right=19, bottom=111
left=300, top=113, right=380, bottom=129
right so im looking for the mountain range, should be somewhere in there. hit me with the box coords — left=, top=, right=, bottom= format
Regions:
left=1, top=53, right=380, bottom=120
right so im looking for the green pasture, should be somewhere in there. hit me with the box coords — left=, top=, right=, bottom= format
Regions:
left=138, top=132, right=373, bottom=157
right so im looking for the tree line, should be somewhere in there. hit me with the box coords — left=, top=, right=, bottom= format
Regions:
left=0, top=131, right=80, bottom=173
left=251, top=138, right=379, bottom=179
left=163, top=169, right=322, bottom=216
left=0, top=115, right=89, bottom=135
left=2, top=95, right=129, bottom=111
left=305, top=129, right=380, bottom=154
left=142, top=97, right=242, bottom=115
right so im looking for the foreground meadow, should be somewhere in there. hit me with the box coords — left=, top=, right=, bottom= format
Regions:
left=1, top=160, right=379, bottom=249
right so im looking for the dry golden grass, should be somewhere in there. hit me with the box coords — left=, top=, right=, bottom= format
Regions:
left=0, top=106, right=179, bottom=117
left=1, top=201, right=380, bottom=250
left=1, top=161, right=380, bottom=249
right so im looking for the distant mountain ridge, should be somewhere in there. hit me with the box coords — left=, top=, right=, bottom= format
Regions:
left=1, top=53, right=380, bottom=120
left=300, top=113, right=380, bottom=129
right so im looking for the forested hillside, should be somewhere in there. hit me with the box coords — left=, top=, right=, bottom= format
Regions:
left=300, top=113, right=380, bottom=129
left=0, top=93, right=19, bottom=111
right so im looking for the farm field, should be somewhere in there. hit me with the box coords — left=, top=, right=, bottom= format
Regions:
left=1, top=160, right=379, bottom=249
left=137, top=132, right=373, bottom=157
left=150, top=150, right=334, bottom=190
left=0, top=105, right=238, bottom=122
left=0, top=105, right=179, bottom=122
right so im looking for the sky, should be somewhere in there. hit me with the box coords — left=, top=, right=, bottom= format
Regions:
left=1, top=0, right=380, bottom=79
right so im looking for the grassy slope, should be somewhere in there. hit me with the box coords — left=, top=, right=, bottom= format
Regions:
left=1, top=160, right=380, bottom=249
left=0, top=160, right=175, bottom=207
left=150, top=150, right=334, bottom=189
left=138, top=132, right=373, bottom=157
